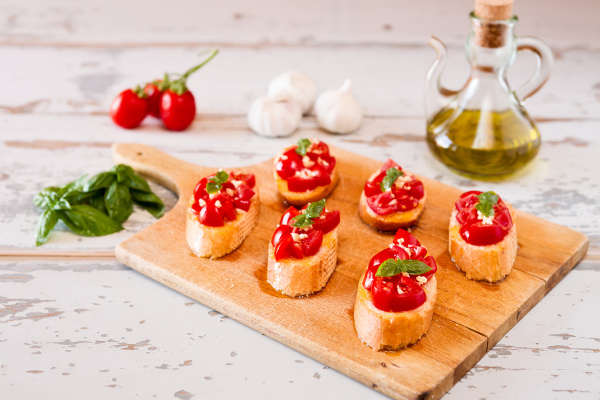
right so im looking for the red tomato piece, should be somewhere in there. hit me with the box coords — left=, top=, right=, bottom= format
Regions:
left=460, top=222, right=506, bottom=246
left=213, top=196, right=236, bottom=221
left=271, top=225, right=293, bottom=247
left=110, top=88, right=148, bottom=129
left=307, top=141, right=330, bottom=157
left=230, top=173, right=256, bottom=188
left=366, top=192, right=398, bottom=215
left=280, top=207, right=300, bottom=226
left=275, top=150, right=302, bottom=179
left=199, top=202, right=223, bottom=227
left=233, top=199, right=250, bottom=212
left=406, top=180, right=425, bottom=200
left=380, top=159, right=401, bottom=173
left=160, top=90, right=196, bottom=131
left=235, top=184, right=255, bottom=201
left=287, top=174, right=319, bottom=192
left=301, top=230, right=323, bottom=257
left=393, top=229, right=421, bottom=247
left=194, top=178, right=209, bottom=201
left=311, top=210, right=340, bottom=235
left=274, top=235, right=294, bottom=261
left=364, top=181, right=381, bottom=198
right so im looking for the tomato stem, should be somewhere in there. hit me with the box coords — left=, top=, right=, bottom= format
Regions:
left=168, top=49, right=219, bottom=95
left=132, top=85, right=147, bottom=98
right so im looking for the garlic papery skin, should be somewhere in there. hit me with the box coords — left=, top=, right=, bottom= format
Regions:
left=267, top=71, right=318, bottom=115
left=247, top=95, right=302, bottom=138
left=315, top=79, right=363, bottom=135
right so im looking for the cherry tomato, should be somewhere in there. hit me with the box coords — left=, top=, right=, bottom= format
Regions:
left=364, top=181, right=381, bottom=198
left=110, top=88, right=148, bottom=129
left=143, top=82, right=164, bottom=118
left=380, top=158, right=401, bottom=172
left=213, top=195, right=236, bottom=221
left=311, top=210, right=340, bottom=234
left=301, top=230, right=323, bottom=256
left=393, top=229, right=421, bottom=247
left=280, top=207, right=300, bottom=225
left=160, top=89, right=196, bottom=131
left=287, top=174, right=319, bottom=192
left=405, top=180, right=425, bottom=200
left=194, top=178, right=209, bottom=201
left=199, top=202, right=223, bottom=227
left=455, top=191, right=481, bottom=211
left=275, top=149, right=303, bottom=179
left=274, top=235, right=294, bottom=261
left=230, top=173, right=256, bottom=188
left=271, top=225, right=293, bottom=247
left=235, top=184, right=255, bottom=202
left=460, top=222, right=506, bottom=246
left=371, top=276, right=426, bottom=312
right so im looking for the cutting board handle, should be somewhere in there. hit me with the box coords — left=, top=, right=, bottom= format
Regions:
left=112, top=142, right=203, bottom=198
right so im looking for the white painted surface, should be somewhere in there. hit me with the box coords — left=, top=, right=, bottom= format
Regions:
left=1, top=0, right=599, bottom=399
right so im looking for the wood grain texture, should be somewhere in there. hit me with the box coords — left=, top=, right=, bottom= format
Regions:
left=113, top=143, right=588, bottom=400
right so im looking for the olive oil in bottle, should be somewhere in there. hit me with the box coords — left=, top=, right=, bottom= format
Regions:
left=426, top=108, right=541, bottom=180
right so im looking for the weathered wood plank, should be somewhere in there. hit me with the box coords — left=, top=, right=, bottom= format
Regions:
left=1, top=0, right=597, bottom=47
left=0, top=45, right=598, bottom=119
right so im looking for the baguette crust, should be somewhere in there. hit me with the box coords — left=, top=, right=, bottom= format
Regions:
left=267, top=228, right=338, bottom=297
left=449, top=205, right=517, bottom=282
left=273, top=150, right=339, bottom=206
left=186, top=191, right=260, bottom=259
left=354, top=274, right=437, bottom=351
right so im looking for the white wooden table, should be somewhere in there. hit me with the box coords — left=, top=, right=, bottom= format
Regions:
left=1, top=0, right=599, bottom=398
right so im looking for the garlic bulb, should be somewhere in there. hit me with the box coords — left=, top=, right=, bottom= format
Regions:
left=315, top=79, right=363, bottom=135
left=267, top=71, right=318, bottom=115
left=247, top=95, right=302, bottom=138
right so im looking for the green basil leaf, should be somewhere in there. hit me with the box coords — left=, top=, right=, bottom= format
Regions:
left=375, top=259, right=432, bottom=277
left=104, top=181, right=133, bottom=224
left=35, top=209, right=59, bottom=246
left=206, top=181, right=220, bottom=194
left=291, top=199, right=326, bottom=228
left=85, top=171, right=116, bottom=192
left=57, top=175, right=88, bottom=197
left=53, top=198, right=72, bottom=211
left=475, top=191, right=499, bottom=218
left=57, top=205, right=123, bottom=237
left=380, top=167, right=403, bottom=192
left=88, top=193, right=108, bottom=214
left=131, top=189, right=165, bottom=218
left=34, top=189, right=59, bottom=209
left=111, top=164, right=136, bottom=184
left=213, top=170, right=229, bottom=185
left=120, top=170, right=152, bottom=193
left=295, top=138, right=312, bottom=156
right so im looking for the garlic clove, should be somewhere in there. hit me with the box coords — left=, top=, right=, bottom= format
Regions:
left=268, top=71, right=318, bottom=115
left=315, top=79, right=363, bottom=135
left=247, top=95, right=302, bottom=138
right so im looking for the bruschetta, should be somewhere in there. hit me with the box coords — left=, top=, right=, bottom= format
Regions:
left=449, top=190, right=517, bottom=282
left=186, top=171, right=259, bottom=259
left=358, top=159, right=426, bottom=231
left=354, top=229, right=438, bottom=351
left=273, top=138, right=339, bottom=206
left=267, top=199, right=340, bottom=297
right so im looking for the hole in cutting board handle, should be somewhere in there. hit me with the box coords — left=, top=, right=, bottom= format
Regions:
left=137, top=152, right=143, bottom=156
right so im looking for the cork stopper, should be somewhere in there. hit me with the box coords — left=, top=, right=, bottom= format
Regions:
left=475, top=0, right=513, bottom=20
left=473, top=0, right=514, bottom=48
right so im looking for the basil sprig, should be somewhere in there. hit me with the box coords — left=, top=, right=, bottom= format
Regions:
left=380, top=167, right=403, bottom=192
left=295, top=138, right=312, bottom=156
left=34, top=164, right=164, bottom=246
left=291, top=199, right=326, bottom=228
left=375, top=258, right=432, bottom=277
left=475, top=191, right=499, bottom=218
left=206, top=170, right=229, bottom=194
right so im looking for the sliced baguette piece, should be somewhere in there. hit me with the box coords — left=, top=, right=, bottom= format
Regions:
left=267, top=227, right=338, bottom=297
left=358, top=171, right=426, bottom=231
left=273, top=150, right=339, bottom=206
left=449, top=205, right=517, bottom=282
left=186, top=191, right=260, bottom=259
left=354, top=274, right=437, bottom=351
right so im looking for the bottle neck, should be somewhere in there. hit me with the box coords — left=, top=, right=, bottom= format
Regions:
left=466, top=13, right=518, bottom=72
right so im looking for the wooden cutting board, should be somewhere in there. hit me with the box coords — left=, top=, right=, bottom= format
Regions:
left=113, top=143, right=589, bottom=400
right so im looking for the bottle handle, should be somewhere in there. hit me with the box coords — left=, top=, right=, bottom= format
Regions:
left=514, top=36, right=554, bottom=101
